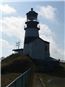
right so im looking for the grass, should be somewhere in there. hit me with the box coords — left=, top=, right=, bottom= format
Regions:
left=32, top=59, right=65, bottom=87
left=1, top=54, right=33, bottom=87
left=1, top=53, right=65, bottom=87
left=39, top=73, right=65, bottom=87
left=60, top=62, right=65, bottom=68
left=35, top=62, right=65, bottom=87
left=1, top=54, right=32, bottom=68
left=1, top=73, right=21, bottom=87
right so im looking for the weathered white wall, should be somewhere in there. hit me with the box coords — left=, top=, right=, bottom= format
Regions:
left=30, top=38, right=49, bottom=59
left=23, top=38, right=50, bottom=60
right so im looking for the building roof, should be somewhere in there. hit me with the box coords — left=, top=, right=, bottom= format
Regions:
left=48, top=57, right=58, bottom=62
left=24, top=37, right=49, bottom=44
left=39, top=38, right=49, bottom=44
left=13, top=49, right=23, bottom=52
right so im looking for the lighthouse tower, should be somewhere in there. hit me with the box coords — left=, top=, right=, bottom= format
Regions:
left=23, top=8, right=50, bottom=60
left=24, top=8, right=40, bottom=43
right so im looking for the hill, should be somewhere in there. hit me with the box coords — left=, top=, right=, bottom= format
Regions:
left=1, top=53, right=65, bottom=87
left=1, top=54, right=33, bottom=87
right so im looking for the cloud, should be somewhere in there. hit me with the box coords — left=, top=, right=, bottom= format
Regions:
left=0, top=39, right=13, bottom=49
left=0, top=39, right=14, bottom=58
left=1, top=16, right=26, bottom=42
left=38, top=5, right=56, bottom=20
left=0, top=4, right=16, bottom=14
left=39, top=24, right=64, bottom=60
left=0, top=16, right=64, bottom=60
left=0, top=16, right=26, bottom=58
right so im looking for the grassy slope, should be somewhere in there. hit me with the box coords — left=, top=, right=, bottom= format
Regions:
left=34, top=73, right=65, bottom=87
left=1, top=54, right=65, bottom=87
left=36, top=63, right=65, bottom=87
left=32, top=63, right=65, bottom=87
left=1, top=54, right=33, bottom=87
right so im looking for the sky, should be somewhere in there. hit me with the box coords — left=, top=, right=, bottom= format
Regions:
left=0, top=0, right=65, bottom=60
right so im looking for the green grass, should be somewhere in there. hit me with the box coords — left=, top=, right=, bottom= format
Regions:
left=33, top=61, right=65, bottom=87
left=36, top=62, right=65, bottom=87
left=1, top=73, right=21, bottom=87
left=39, top=73, right=65, bottom=87
left=1, top=54, right=33, bottom=87
left=60, top=63, right=65, bottom=69
left=1, top=54, right=65, bottom=87
left=1, top=54, right=32, bottom=68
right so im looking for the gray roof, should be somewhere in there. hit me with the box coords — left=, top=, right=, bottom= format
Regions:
left=13, top=49, right=23, bottom=52
left=24, top=37, right=49, bottom=44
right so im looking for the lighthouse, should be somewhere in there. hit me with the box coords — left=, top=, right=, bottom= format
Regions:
left=24, top=8, right=39, bottom=43
left=23, top=8, right=50, bottom=60
left=13, top=8, right=59, bottom=72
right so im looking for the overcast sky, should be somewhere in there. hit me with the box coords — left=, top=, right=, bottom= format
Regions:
left=0, top=0, right=65, bottom=60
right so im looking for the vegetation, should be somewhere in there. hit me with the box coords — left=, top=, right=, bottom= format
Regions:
left=32, top=59, right=65, bottom=87
left=1, top=54, right=33, bottom=87
left=35, top=73, right=65, bottom=87
left=34, top=62, right=65, bottom=87
left=1, top=53, right=65, bottom=87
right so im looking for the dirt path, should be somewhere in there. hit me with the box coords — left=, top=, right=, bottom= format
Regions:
left=32, top=74, right=45, bottom=87
left=32, top=73, right=65, bottom=87
left=40, top=73, right=65, bottom=87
